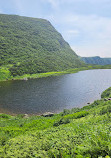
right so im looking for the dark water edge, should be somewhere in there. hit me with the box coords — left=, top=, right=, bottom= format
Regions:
left=0, top=69, right=111, bottom=115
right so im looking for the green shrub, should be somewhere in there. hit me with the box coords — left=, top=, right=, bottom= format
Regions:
left=101, top=87, right=111, bottom=98
left=64, top=111, right=89, bottom=120
left=61, top=109, right=70, bottom=116
left=16, top=114, right=25, bottom=118
left=99, top=105, right=111, bottom=115
left=61, top=108, right=81, bottom=116
left=0, top=114, right=11, bottom=119
left=53, top=118, right=70, bottom=126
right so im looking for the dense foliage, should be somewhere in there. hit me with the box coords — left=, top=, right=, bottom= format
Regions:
left=101, top=87, right=111, bottom=99
left=0, top=14, right=85, bottom=77
left=80, top=56, right=111, bottom=65
left=0, top=64, right=111, bottom=81
left=0, top=87, right=111, bottom=157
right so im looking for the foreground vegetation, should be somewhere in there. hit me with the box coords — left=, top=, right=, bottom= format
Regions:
left=0, top=87, right=111, bottom=157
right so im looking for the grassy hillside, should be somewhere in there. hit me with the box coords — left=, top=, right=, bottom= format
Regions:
left=80, top=56, right=111, bottom=65
left=0, top=14, right=85, bottom=79
left=0, top=87, right=111, bottom=157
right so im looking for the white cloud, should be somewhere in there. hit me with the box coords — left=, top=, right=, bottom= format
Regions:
left=54, top=14, right=111, bottom=57
left=47, top=12, right=111, bottom=57
left=31, top=0, right=111, bottom=57
left=72, top=43, right=111, bottom=57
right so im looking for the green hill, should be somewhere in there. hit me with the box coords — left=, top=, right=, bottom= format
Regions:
left=80, top=56, right=111, bottom=65
left=0, top=87, right=111, bottom=157
left=0, top=14, right=84, bottom=78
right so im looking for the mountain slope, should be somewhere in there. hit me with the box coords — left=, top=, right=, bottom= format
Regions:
left=80, top=56, right=111, bottom=65
left=0, top=14, right=84, bottom=77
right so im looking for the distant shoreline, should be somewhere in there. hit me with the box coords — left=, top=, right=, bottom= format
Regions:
left=0, top=65, right=111, bottom=82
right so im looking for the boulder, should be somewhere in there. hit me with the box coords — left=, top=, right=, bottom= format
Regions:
left=23, top=114, right=29, bottom=118
left=104, top=98, right=108, bottom=101
left=42, top=112, right=54, bottom=117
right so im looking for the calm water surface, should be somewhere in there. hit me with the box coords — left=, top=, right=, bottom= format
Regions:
left=0, top=69, right=111, bottom=114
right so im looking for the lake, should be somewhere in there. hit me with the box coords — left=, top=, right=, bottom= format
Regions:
left=0, top=69, right=111, bottom=115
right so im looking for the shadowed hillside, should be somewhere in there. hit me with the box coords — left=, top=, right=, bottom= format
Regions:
left=81, top=56, right=111, bottom=65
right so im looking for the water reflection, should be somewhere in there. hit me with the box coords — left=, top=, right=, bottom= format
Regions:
left=0, top=69, right=111, bottom=114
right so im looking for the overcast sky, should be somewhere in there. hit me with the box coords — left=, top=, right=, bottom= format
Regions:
left=0, top=0, right=111, bottom=57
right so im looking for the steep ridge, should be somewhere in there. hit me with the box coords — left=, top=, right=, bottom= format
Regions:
left=0, top=14, right=85, bottom=77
